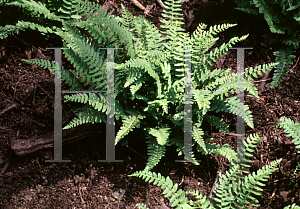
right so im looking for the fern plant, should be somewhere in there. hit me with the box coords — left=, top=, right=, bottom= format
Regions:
left=129, top=134, right=282, bottom=209
left=233, top=0, right=300, bottom=88
left=0, top=0, right=84, bottom=40
left=20, top=0, right=277, bottom=171
left=276, top=117, right=300, bottom=183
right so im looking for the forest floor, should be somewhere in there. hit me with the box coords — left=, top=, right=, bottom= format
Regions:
left=0, top=0, right=300, bottom=208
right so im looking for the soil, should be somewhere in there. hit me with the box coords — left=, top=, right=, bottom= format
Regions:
left=1, top=0, right=300, bottom=208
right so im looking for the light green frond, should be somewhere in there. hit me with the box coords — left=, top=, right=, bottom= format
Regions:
left=192, top=91, right=214, bottom=115
left=204, top=115, right=230, bottom=134
left=0, top=20, right=55, bottom=39
left=270, top=48, right=296, bottom=88
left=244, top=62, right=277, bottom=81
left=63, top=107, right=106, bottom=129
left=115, top=113, right=143, bottom=145
left=144, top=137, right=167, bottom=171
left=186, top=189, right=213, bottom=208
left=284, top=204, right=300, bottom=209
left=149, top=127, right=171, bottom=146
left=216, top=96, right=254, bottom=129
left=64, top=93, right=107, bottom=113
left=120, top=3, right=134, bottom=29
left=136, top=203, right=150, bottom=209
left=277, top=117, right=300, bottom=152
left=128, top=169, right=192, bottom=208
left=201, top=143, right=237, bottom=162
left=192, top=126, right=207, bottom=154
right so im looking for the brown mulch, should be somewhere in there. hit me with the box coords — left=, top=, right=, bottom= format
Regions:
left=0, top=0, right=300, bottom=208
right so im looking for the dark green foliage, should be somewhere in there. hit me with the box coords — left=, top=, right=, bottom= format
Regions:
left=0, top=0, right=81, bottom=39
left=234, top=0, right=300, bottom=88
left=19, top=0, right=276, bottom=172
left=277, top=117, right=300, bottom=152
left=276, top=117, right=300, bottom=184
left=284, top=203, right=300, bottom=209
left=129, top=134, right=282, bottom=209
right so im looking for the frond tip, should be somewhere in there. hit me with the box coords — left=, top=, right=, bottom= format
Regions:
left=128, top=170, right=192, bottom=208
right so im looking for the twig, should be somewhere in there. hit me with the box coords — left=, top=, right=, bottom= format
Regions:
left=270, top=188, right=277, bottom=199
left=178, top=175, right=184, bottom=186
left=0, top=158, right=10, bottom=176
left=32, top=83, right=36, bottom=105
left=228, top=132, right=244, bottom=137
left=125, top=145, right=147, bottom=161
left=290, top=56, right=299, bottom=71
left=253, top=78, right=272, bottom=83
left=13, top=74, right=26, bottom=100
left=33, top=80, right=53, bottom=99
left=129, top=0, right=145, bottom=10
left=78, top=185, right=85, bottom=204
left=0, top=103, right=18, bottom=116
left=208, top=168, right=222, bottom=203
left=156, top=0, right=165, bottom=8
left=258, top=69, right=271, bottom=95
left=14, top=36, right=47, bottom=59
left=31, top=119, right=46, bottom=127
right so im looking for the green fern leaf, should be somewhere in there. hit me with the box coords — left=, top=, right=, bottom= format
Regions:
left=144, top=137, right=167, bottom=171
left=149, top=127, right=171, bottom=146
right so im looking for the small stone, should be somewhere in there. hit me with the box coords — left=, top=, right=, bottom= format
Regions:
left=112, top=188, right=125, bottom=200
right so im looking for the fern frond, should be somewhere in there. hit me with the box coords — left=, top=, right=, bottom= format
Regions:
left=241, top=133, right=262, bottom=167
left=63, top=106, right=106, bottom=129
left=201, top=34, right=248, bottom=69
left=277, top=117, right=300, bottom=152
left=131, top=134, right=282, bottom=208
left=192, top=91, right=214, bottom=115
left=115, top=113, right=144, bottom=145
left=234, top=0, right=259, bottom=15
left=136, top=203, right=150, bottom=209
left=22, top=58, right=54, bottom=69
left=172, top=136, right=200, bottom=166
left=204, top=115, right=230, bottom=134
left=290, top=163, right=300, bottom=183
left=160, top=0, right=185, bottom=32
left=200, top=143, right=237, bottom=162
left=284, top=204, right=300, bottom=209
left=128, top=170, right=192, bottom=208
left=144, top=137, right=167, bottom=171
left=62, top=44, right=106, bottom=90
left=244, top=62, right=277, bottom=81
left=209, top=163, right=241, bottom=207
left=0, top=20, right=55, bottom=39
left=57, top=25, right=109, bottom=89
left=120, top=3, right=133, bottom=29
left=192, top=126, right=207, bottom=154
left=270, top=48, right=296, bottom=88
left=210, top=96, right=254, bottom=129
left=64, top=93, right=106, bottom=112
left=115, top=58, right=162, bottom=97
left=75, top=0, right=135, bottom=57
left=3, top=0, right=62, bottom=21
left=186, top=189, right=213, bottom=208
left=236, top=158, right=282, bottom=204
left=149, top=127, right=171, bottom=146
left=210, top=134, right=281, bottom=208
